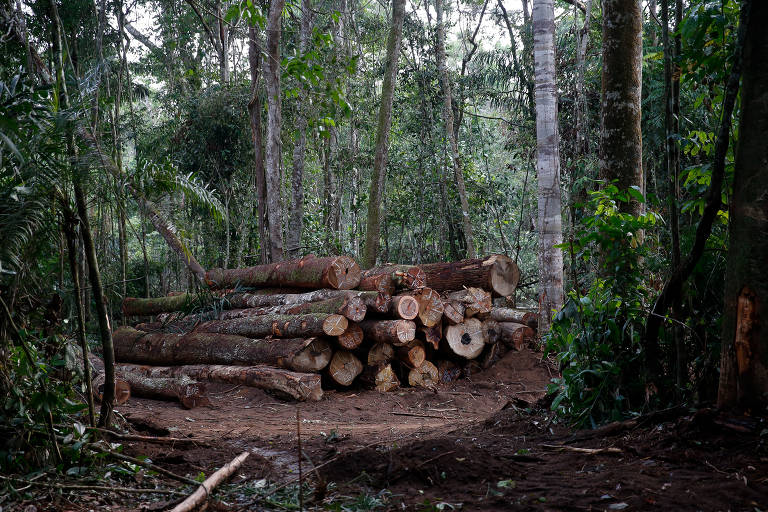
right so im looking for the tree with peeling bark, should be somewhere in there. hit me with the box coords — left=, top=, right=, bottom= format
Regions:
left=531, top=0, right=564, bottom=332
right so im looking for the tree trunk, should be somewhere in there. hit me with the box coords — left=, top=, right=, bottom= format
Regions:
left=435, top=0, right=475, bottom=258
left=532, top=0, right=565, bottom=333
left=224, top=288, right=389, bottom=313
left=718, top=0, right=767, bottom=410
left=118, top=363, right=323, bottom=401
left=205, top=255, right=361, bottom=290
left=196, top=313, right=348, bottom=338
left=599, top=0, right=644, bottom=215
left=359, top=319, right=416, bottom=346
left=264, top=0, right=286, bottom=261
left=216, top=295, right=366, bottom=322
left=248, top=27, right=269, bottom=264
left=113, top=326, right=332, bottom=372
left=362, top=0, right=406, bottom=268
left=115, top=367, right=209, bottom=409
left=419, top=255, right=520, bottom=296
left=444, top=317, right=485, bottom=359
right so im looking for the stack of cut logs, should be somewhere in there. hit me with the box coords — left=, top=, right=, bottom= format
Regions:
left=109, top=254, right=538, bottom=406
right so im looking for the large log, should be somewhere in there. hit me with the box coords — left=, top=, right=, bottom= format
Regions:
left=487, top=307, right=539, bottom=328
left=498, top=322, right=536, bottom=350
left=357, top=273, right=396, bottom=295
left=122, top=293, right=203, bottom=317
left=231, top=289, right=392, bottom=314
left=117, top=363, right=323, bottom=401
left=359, top=319, right=416, bottom=346
left=217, top=296, right=366, bottom=322
left=205, top=254, right=361, bottom=290
left=444, top=318, right=486, bottom=359
left=362, top=265, right=426, bottom=289
left=420, top=255, right=520, bottom=296
left=327, top=350, right=363, bottom=386
left=359, top=363, right=399, bottom=392
left=115, top=365, right=209, bottom=409
left=403, top=288, right=444, bottom=327
left=336, top=323, right=364, bottom=350
left=195, top=313, right=348, bottom=338
left=113, top=326, right=332, bottom=372
left=408, top=360, right=439, bottom=389
left=446, top=287, right=492, bottom=317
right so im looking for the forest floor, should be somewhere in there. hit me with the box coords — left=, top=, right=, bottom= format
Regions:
left=7, top=349, right=768, bottom=511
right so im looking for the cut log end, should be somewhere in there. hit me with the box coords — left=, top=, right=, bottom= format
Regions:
left=444, top=318, right=486, bottom=359
left=341, top=296, right=367, bottom=322
left=488, top=254, right=521, bottom=296
left=292, top=338, right=333, bottom=372
left=326, top=256, right=362, bottom=290
left=337, top=323, right=364, bottom=350
left=328, top=350, right=363, bottom=386
left=397, top=340, right=426, bottom=368
left=391, top=295, right=419, bottom=320
left=322, top=314, right=349, bottom=336
left=375, top=364, right=400, bottom=392
left=408, top=361, right=439, bottom=389
left=410, top=288, right=444, bottom=327
left=367, top=342, right=395, bottom=365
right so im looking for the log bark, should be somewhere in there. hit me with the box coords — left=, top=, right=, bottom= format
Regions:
left=360, top=363, right=399, bottom=392
left=498, top=322, right=536, bottom=350
left=390, top=295, right=419, bottom=320
left=205, top=255, right=362, bottom=290
left=171, top=452, right=250, bottom=512
left=487, top=307, right=539, bottom=328
left=115, top=366, right=208, bottom=409
left=336, top=322, right=364, bottom=350
left=113, top=327, right=332, bottom=372
left=419, top=322, right=442, bottom=350
left=444, top=318, right=486, bottom=359
left=419, top=255, right=520, bottom=296
left=442, top=300, right=465, bottom=325
left=396, top=340, right=426, bottom=368
left=404, top=288, right=444, bottom=327
left=408, top=360, right=439, bottom=389
left=367, top=342, right=395, bottom=365
left=357, top=273, right=396, bottom=295
left=217, top=296, right=366, bottom=322
left=362, top=265, right=426, bottom=289
left=446, top=287, right=492, bottom=317
left=359, top=319, right=416, bottom=346
left=122, top=293, right=201, bottom=317
left=328, top=350, right=363, bottom=386
left=225, top=289, right=390, bottom=313
left=196, top=313, right=348, bottom=338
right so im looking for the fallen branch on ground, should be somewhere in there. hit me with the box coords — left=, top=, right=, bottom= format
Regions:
left=170, top=451, right=250, bottom=512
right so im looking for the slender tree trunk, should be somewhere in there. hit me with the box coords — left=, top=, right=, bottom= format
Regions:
left=248, top=27, right=269, bottom=263
left=362, top=0, right=406, bottom=268
left=718, top=0, right=766, bottom=410
left=599, top=0, right=644, bottom=215
left=436, top=0, right=475, bottom=258
left=287, top=0, right=313, bottom=258
left=264, top=0, right=286, bottom=261
left=217, top=1, right=230, bottom=84
left=532, top=0, right=565, bottom=332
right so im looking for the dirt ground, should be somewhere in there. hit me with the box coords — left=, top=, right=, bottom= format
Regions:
left=8, top=349, right=768, bottom=511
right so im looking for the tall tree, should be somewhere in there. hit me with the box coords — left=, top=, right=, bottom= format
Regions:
left=435, top=0, right=476, bottom=258
left=532, top=0, right=564, bottom=332
left=718, top=0, right=766, bottom=411
left=264, top=0, right=286, bottom=261
left=248, top=27, right=270, bottom=264
left=362, top=0, right=407, bottom=268
left=599, top=0, right=643, bottom=215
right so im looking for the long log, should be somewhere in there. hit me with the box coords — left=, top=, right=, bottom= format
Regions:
left=217, top=296, right=366, bottom=322
left=420, top=255, right=520, bottom=296
left=113, top=327, right=332, bottom=372
left=444, top=318, right=486, bottom=359
left=117, top=363, right=322, bottom=401
left=357, top=273, right=396, bottom=295
left=488, top=307, right=539, bottom=328
left=205, top=254, right=361, bottom=290
left=114, top=366, right=209, bottom=409
left=359, top=363, right=399, bottom=392
left=122, top=293, right=204, bottom=317
left=362, top=265, right=426, bottom=289
left=327, top=350, right=363, bottom=386
left=230, top=289, right=392, bottom=314
left=498, top=322, right=536, bottom=350
left=446, top=287, right=492, bottom=317
left=408, top=360, right=439, bottom=389
left=195, top=313, right=348, bottom=338
left=403, top=288, right=444, bottom=327
left=359, top=319, right=416, bottom=346
left=336, top=323, right=364, bottom=350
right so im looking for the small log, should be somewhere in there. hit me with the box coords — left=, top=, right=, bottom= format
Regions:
left=195, top=313, right=347, bottom=338
left=488, top=307, right=539, bottom=329
left=442, top=300, right=465, bottom=325
left=224, top=289, right=388, bottom=313
left=404, top=288, right=444, bottom=327
left=420, top=254, right=520, bottom=296
left=361, top=363, right=400, bottom=392
left=390, top=295, right=419, bottom=320
left=408, top=360, right=439, bottom=389
left=437, top=359, right=462, bottom=384
left=115, top=367, right=209, bottom=409
left=205, top=254, right=361, bottom=290
left=359, top=319, right=416, bottom=346
left=357, top=273, right=396, bottom=295
left=328, top=350, right=363, bottom=386
left=122, top=363, right=323, bottom=401
left=396, top=340, right=426, bottom=368
left=336, top=323, right=364, bottom=350
left=113, top=327, right=332, bottom=372
left=446, top=287, right=492, bottom=317
left=367, top=342, right=395, bottom=365
left=171, top=452, right=250, bottom=512
left=444, top=318, right=486, bottom=359
left=419, top=322, right=442, bottom=350
left=498, top=322, right=536, bottom=350
left=362, top=265, right=426, bottom=289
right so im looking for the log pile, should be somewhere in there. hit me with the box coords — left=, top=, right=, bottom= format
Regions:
left=115, top=253, right=537, bottom=402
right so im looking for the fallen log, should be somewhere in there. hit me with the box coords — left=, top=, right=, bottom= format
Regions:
left=119, top=363, right=323, bottom=401
left=217, top=295, right=366, bottom=322
left=403, top=288, right=443, bottom=327
left=498, top=322, right=536, bottom=350
left=367, top=342, right=395, bottom=365
left=336, top=322, right=364, bottom=350
left=122, top=293, right=206, bottom=317
left=444, top=318, right=486, bottom=359
left=408, top=360, right=439, bottom=389
left=171, top=451, right=250, bottom=512
left=113, top=327, right=332, bottom=372
left=446, top=287, right=492, bottom=317
left=396, top=340, right=426, bottom=368
left=360, top=363, right=399, bottom=392
left=205, top=254, right=361, bottom=290
left=362, top=265, right=426, bottom=289
left=114, top=367, right=209, bottom=409
left=487, top=307, right=539, bottom=328
left=420, top=254, right=520, bottom=296
left=327, top=350, right=363, bottom=386
left=195, top=313, right=348, bottom=338
left=359, top=319, right=416, bottom=346
left=357, top=272, right=396, bottom=295
left=390, top=295, right=419, bottom=320
left=232, top=289, right=391, bottom=314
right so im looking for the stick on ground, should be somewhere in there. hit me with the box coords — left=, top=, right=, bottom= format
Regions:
left=171, top=451, right=250, bottom=512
